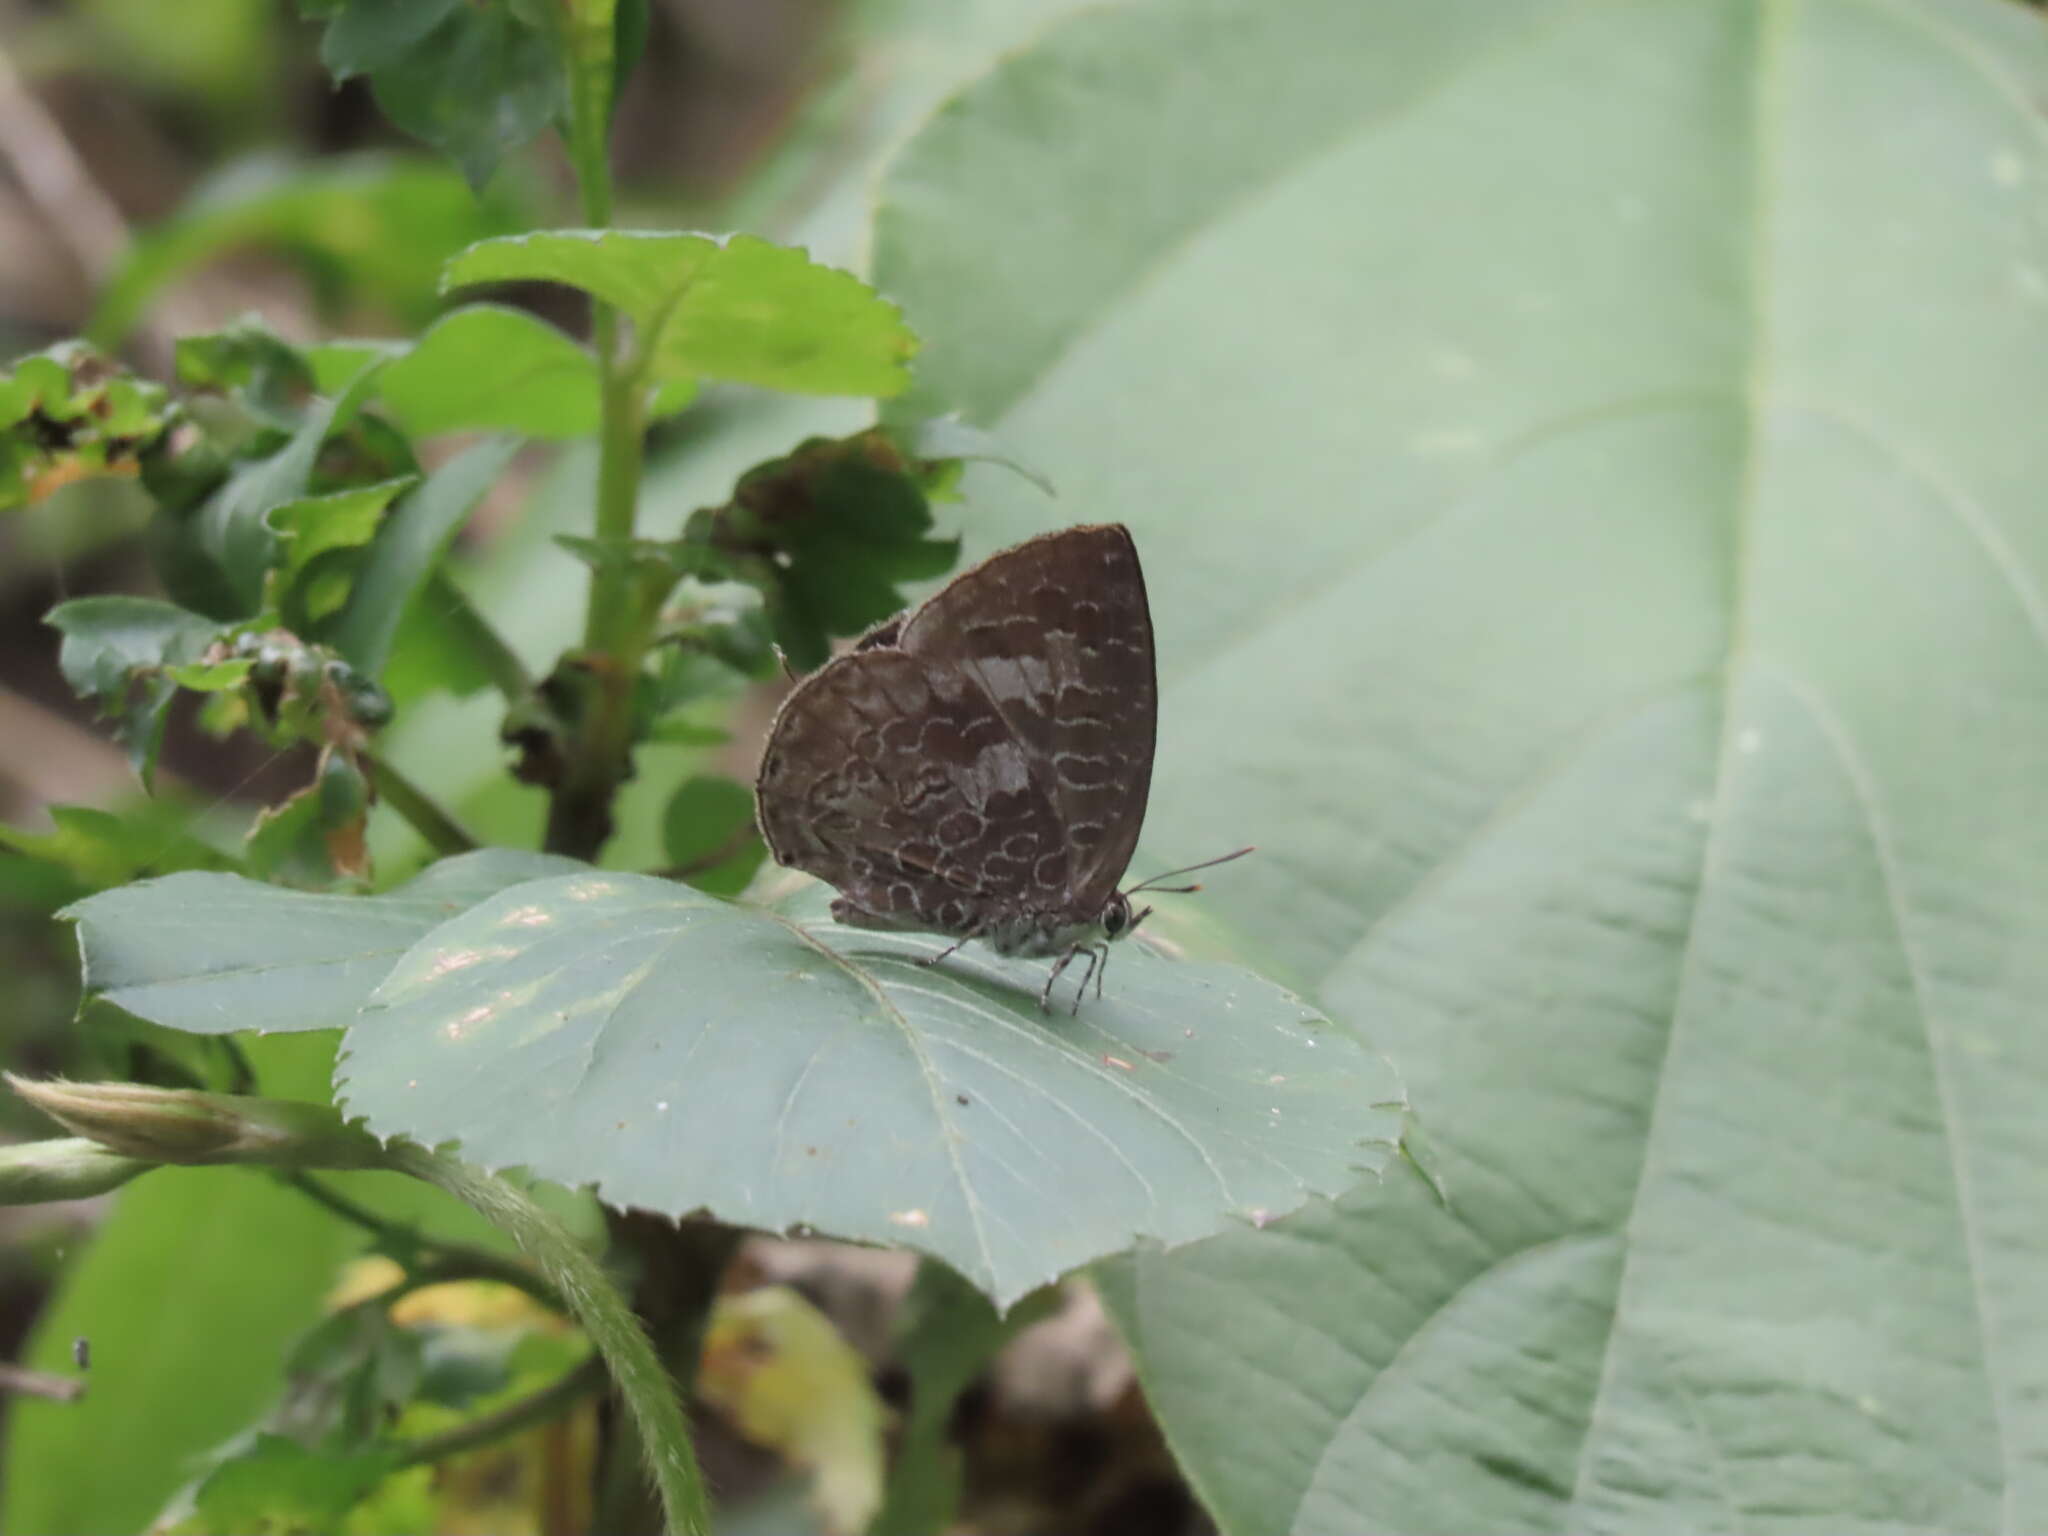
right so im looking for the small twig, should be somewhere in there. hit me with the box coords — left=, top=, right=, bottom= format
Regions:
left=216, top=1036, right=256, bottom=1095
left=427, top=570, right=535, bottom=702
left=653, top=821, right=759, bottom=882
left=392, top=1352, right=606, bottom=1471
left=0, top=41, right=130, bottom=284
left=0, top=1362, right=85, bottom=1403
left=362, top=747, right=478, bottom=857
left=274, top=1169, right=561, bottom=1310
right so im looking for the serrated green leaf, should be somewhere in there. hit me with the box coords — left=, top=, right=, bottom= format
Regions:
left=0, top=345, right=171, bottom=512
left=337, top=872, right=1403, bottom=1307
left=47, top=596, right=220, bottom=700
left=197, top=364, right=389, bottom=609
left=268, top=477, right=415, bottom=629
left=242, top=781, right=341, bottom=887
left=44, top=596, right=221, bottom=784
left=710, top=430, right=961, bottom=670
left=374, top=304, right=601, bottom=439
left=316, top=0, right=463, bottom=78
left=63, top=848, right=587, bottom=1035
left=442, top=231, right=917, bottom=398
left=163, top=658, right=257, bottom=692
left=360, top=4, right=565, bottom=190
left=329, top=437, right=519, bottom=678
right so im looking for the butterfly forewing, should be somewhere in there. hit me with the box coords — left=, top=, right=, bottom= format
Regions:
left=756, top=523, right=1156, bottom=950
left=894, top=525, right=1155, bottom=912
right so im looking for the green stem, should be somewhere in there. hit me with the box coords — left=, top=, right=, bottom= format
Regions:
left=871, top=1266, right=1062, bottom=1536
left=427, top=569, right=533, bottom=702
left=363, top=747, right=476, bottom=857
left=382, top=1143, right=709, bottom=1536
left=595, top=1210, right=742, bottom=1534
left=393, top=1353, right=607, bottom=1471
left=584, top=336, right=647, bottom=655
left=275, top=1169, right=559, bottom=1309
left=544, top=316, right=653, bottom=861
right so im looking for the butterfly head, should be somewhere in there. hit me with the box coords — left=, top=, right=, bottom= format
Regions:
left=1100, top=891, right=1148, bottom=943
left=1109, top=845, right=1257, bottom=944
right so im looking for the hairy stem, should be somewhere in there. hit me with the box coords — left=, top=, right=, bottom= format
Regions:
left=380, top=1143, right=710, bottom=1536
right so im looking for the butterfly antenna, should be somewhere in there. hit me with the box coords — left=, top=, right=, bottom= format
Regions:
left=1124, top=845, right=1256, bottom=896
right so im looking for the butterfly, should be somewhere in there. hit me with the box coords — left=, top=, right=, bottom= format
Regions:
left=754, top=522, right=1247, bottom=1011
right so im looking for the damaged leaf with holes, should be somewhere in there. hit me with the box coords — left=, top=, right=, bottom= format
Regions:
left=146, top=318, right=418, bottom=620
left=686, top=429, right=962, bottom=672
left=0, top=343, right=171, bottom=513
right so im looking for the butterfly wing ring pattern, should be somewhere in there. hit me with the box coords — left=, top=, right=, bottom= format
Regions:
left=755, top=523, right=1157, bottom=1008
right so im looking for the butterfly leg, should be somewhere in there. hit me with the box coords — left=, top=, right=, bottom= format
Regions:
left=1066, top=945, right=1106, bottom=1016
left=1039, top=947, right=1081, bottom=1012
left=916, top=921, right=988, bottom=970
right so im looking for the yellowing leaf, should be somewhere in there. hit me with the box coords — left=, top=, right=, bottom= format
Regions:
left=699, top=1286, right=885, bottom=1535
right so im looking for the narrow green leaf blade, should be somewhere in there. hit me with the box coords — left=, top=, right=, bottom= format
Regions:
left=329, top=435, right=520, bottom=677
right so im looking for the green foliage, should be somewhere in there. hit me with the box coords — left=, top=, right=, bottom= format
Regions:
left=0, top=804, right=238, bottom=891
left=325, top=306, right=616, bottom=439
left=172, top=1435, right=397, bottom=1534
left=89, top=154, right=527, bottom=349
left=329, top=872, right=1401, bottom=1306
left=305, top=0, right=563, bottom=189
left=695, top=429, right=962, bottom=671
left=65, top=849, right=585, bottom=1034
left=660, top=774, right=766, bottom=896
left=442, top=232, right=919, bottom=398
left=327, top=438, right=521, bottom=678
left=46, top=596, right=220, bottom=785
left=1, top=1038, right=356, bottom=1536
left=0, top=343, right=169, bottom=513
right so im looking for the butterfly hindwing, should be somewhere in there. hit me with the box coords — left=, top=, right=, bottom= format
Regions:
left=756, top=646, right=1073, bottom=936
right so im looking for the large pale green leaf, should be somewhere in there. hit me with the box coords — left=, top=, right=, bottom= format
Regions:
left=872, top=0, right=2048, bottom=1529
left=337, top=872, right=1402, bottom=1307
left=64, top=849, right=585, bottom=1035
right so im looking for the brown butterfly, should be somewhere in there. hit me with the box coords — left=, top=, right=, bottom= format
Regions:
left=755, top=523, right=1247, bottom=1010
